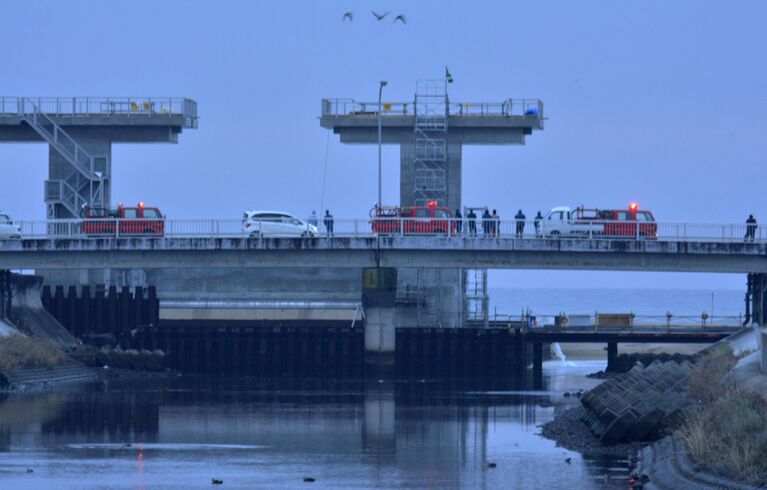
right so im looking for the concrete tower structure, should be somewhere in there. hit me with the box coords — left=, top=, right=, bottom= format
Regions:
left=321, top=80, right=543, bottom=327
left=0, top=97, right=198, bottom=218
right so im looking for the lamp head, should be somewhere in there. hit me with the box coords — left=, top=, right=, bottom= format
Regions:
left=380, top=80, right=388, bottom=87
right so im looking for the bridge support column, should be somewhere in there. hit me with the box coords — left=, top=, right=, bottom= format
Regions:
left=606, top=342, right=618, bottom=371
left=747, top=273, right=767, bottom=326
left=0, top=270, right=11, bottom=321
left=362, top=268, right=398, bottom=372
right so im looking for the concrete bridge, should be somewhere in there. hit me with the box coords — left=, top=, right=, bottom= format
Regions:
left=1, top=225, right=766, bottom=272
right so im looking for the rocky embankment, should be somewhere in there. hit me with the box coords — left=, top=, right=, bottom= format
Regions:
left=542, top=358, right=695, bottom=458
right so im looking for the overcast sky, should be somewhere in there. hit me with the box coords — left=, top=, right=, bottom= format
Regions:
left=1, top=0, right=765, bottom=290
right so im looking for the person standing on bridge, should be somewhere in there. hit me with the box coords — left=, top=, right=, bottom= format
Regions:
left=515, top=209, right=526, bottom=238
left=534, top=211, right=543, bottom=237
left=308, top=210, right=318, bottom=228
left=324, top=210, right=334, bottom=236
left=454, top=208, right=463, bottom=235
left=482, top=208, right=491, bottom=236
left=745, top=214, right=758, bottom=242
left=492, top=209, right=500, bottom=237
left=467, top=209, right=477, bottom=236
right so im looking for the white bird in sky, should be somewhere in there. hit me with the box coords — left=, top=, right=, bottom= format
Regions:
left=371, top=11, right=390, bottom=21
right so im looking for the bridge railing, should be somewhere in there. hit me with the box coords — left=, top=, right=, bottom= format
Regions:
left=490, top=312, right=746, bottom=331
left=0, top=97, right=198, bottom=127
left=8, top=218, right=767, bottom=243
left=321, top=98, right=544, bottom=118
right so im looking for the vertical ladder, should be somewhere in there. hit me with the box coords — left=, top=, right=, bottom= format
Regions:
left=413, top=80, right=448, bottom=207
left=20, top=98, right=107, bottom=218
left=464, top=268, right=489, bottom=327
left=416, top=268, right=441, bottom=327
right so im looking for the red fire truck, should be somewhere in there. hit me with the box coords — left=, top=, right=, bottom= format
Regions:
left=81, top=202, right=165, bottom=237
left=598, top=203, right=657, bottom=238
left=370, top=201, right=456, bottom=235
left=543, top=203, right=657, bottom=239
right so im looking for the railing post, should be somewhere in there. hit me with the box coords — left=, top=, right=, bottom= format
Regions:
left=354, top=219, right=358, bottom=237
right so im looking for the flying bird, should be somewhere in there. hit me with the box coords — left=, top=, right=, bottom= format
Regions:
left=371, top=11, right=390, bottom=21
left=393, top=15, right=407, bottom=24
left=342, top=12, right=353, bottom=22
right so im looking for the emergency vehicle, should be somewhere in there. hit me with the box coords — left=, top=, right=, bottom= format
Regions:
left=81, top=202, right=165, bottom=237
left=542, top=203, right=656, bottom=239
left=370, top=201, right=456, bottom=235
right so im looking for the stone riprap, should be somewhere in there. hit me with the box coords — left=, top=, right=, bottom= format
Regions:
left=581, top=360, right=695, bottom=444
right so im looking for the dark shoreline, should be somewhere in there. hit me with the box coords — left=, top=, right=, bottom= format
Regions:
left=540, top=405, right=646, bottom=460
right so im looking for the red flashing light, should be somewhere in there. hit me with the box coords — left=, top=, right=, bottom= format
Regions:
left=629, top=202, right=638, bottom=212
left=426, top=201, right=439, bottom=207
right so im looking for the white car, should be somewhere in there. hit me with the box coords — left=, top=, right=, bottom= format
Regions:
left=0, top=211, right=21, bottom=239
left=242, top=211, right=318, bottom=237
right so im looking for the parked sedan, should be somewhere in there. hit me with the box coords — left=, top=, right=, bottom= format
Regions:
left=242, top=211, right=318, bottom=237
left=0, top=211, right=21, bottom=239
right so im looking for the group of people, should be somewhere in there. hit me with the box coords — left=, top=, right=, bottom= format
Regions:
left=308, top=210, right=334, bottom=235
left=453, top=208, right=544, bottom=238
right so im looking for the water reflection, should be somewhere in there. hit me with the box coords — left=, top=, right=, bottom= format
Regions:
left=0, top=361, right=628, bottom=489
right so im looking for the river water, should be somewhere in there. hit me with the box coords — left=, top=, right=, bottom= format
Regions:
left=0, top=360, right=629, bottom=490
left=1, top=287, right=735, bottom=489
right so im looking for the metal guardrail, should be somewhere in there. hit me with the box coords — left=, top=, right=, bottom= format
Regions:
left=4, top=218, right=766, bottom=243
left=487, top=312, right=746, bottom=329
left=321, top=98, right=544, bottom=119
left=0, top=97, right=198, bottom=128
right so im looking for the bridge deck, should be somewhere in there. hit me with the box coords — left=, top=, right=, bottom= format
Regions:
left=1, top=234, right=765, bottom=271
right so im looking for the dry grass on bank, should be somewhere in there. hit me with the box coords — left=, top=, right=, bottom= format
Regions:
left=678, top=344, right=767, bottom=484
left=0, top=335, right=67, bottom=371
left=680, top=386, right=767, bottom=484
left=687, top=345, right=737, bottom=403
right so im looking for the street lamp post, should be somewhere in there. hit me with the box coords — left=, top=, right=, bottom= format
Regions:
left=377, top=80, right=387, bottom=211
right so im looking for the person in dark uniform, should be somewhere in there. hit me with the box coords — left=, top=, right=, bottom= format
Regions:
left=454, top=208, right=463, bottom=235
left=514, top=209, right=526, bottom=238
left=467, top=209, right=477, bottom=236
left=534, top=211, right=543, bottom=237
left=324, top=209, right=334, bottom=236
left=482, top=208, right=491, bottom=236
left=745, top=214, right=757, bottom=242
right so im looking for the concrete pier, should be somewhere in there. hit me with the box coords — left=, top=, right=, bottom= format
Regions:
left=362, top=268, right=398, bottom=369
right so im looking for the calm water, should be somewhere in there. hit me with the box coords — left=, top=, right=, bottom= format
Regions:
left=0, top=360, right=631, bottom=489
left=3, top=287, right=720, bottom=489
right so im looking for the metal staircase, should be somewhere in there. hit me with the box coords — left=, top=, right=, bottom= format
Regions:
left=20, top=98, right=106, bottom=218
left=413, top=80, right=448, bottom=207
left=464, top=268, right=489, bottom=327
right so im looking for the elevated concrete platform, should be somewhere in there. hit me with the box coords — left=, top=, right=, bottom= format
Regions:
left=0, top=96, right=198, bottom=218
left=0, top=97, right=197, bottom=143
